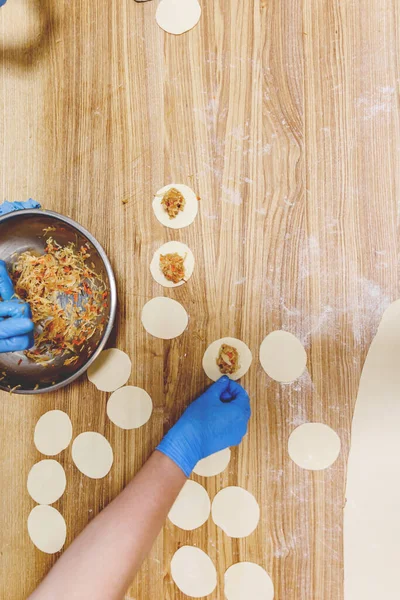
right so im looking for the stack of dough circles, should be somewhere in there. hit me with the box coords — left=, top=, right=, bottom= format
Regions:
left=288, top=422, right=341, bottom=470
left=156, top=0, right=201, bottom=35
left=27, top=505, right=66, bottom=554
left=193, top=448, right=231, bottom=477
left=34, top=410, right=72, bottom=456
left=152, top=183, right=199, bottom=229
left=168, top=480, right=210, bottom=531
left=87, top=348, right=131, bottom=392
left=27, top=460, right=66, bottom=505
left=211, top=486, right=260, bottom=538
left=224, top=562, right=275, bottom=600
left=107, top=386, right=153, bottom=430
left=202, top=337, right=253, bottom=381
left=259, top=330, right=307, bottom=383
left=141, top=297, right=188, bottom=339
left=171, top=546, right=217, bottom=598
left=150, top=241, right=195, bottom=288
left=72, top=432, right=114, bottom=479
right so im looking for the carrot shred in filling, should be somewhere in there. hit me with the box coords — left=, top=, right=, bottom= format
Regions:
left=160, top=252, right=186, bottom=284
left=11, top=236, right=108, bottom=365
left=161, top=188, right=186, bottom=219
left=216, top=343, right=240, bottom=375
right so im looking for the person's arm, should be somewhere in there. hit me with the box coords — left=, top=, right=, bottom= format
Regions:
left=30, top=376, right=251, bottom=600
left=30, top=452, right=186, bottom=600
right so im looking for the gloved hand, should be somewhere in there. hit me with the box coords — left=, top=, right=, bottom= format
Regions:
left=156, top=376, right=251, bottom=477
left=0, top=1, right=7, bottom=7
left=0, top=199, right=40, bottom=216
left=0, top=261, right=34, bottom=352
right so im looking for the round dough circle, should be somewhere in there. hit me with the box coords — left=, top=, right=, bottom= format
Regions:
left=224, top=562, right=275, bottom=600
left=259, top=330, right=307, bottom=383
left=34, top=410, right=72, bottom=456
left=141, top=297, right=188, bottom=340
left=288, top=423, right=341, bottom=470
left=72, top=432, right=113, bottom=479
left=107, top=386, right=153, bottom=430
left=150, top=241, right=195, bottom=288
left=193, top=448, right=231, bottom=477
left=168, top=480, right=210, bottom=531
left=212, top=486, right=260, bottom=538
left=152, top=183, right=199, bottom=229
left=171, top=546, right=217, bottom=598
left=156, top=0, right=201, bottom=35
left=202, top=337, right=253, bottom=381
left=27, top=460, right=66, bottom=505
left=87, top=348, right=131, bottom=392
left=27, top=505, right=66, bottom=554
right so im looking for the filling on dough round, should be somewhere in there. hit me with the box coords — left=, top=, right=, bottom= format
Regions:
left=27, top=459, right=66, bottom=505
left=87, top=348, right=132, bottom=392
left=156, top=0, right=201, bottom=36
left=211, top=486, right=260, bottom=538
left=259, top=330, right=307, bottom=383
left=193, top=448, right=231, bottom=477
left=72, top=432, right=114, bottom=479
left=168, top=480, right=211, bottom=531
left=152, top=184, right=199, bottom=229
left=34, top=410, right=72, bottom=456
left=150, top=241, right=195, bottom=288
left=224, top=562, right=275, bottom=600
left=107, top=386, right=153, bottom=430
left=27, top=505, right=66, bottom=554
left=202, top=337, right=252, bottom=381
left=141, top=297, right=188, bottom=340
left=288, top=422, right=341, bottom=470
left=171, top=546, right=217, bottom=598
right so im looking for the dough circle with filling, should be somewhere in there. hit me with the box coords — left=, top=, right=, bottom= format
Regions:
left=212, top=486, right=260, bottom=538
left=171, top=546, right=217, bottom=598
left=202, top=337, right=252, bottom=381
left=87, top=348, right=131, bottom=392
left=27, top=505, right=66, bottom=554
left=288, top=422, right=341, bottom=470
left=259, top=330, right=307, bottom=383
left=141, top=297, right=188, bottom=339
left=150, top=241, right=195, bottom=288
left=107, top=386, right=153, bottom=430
left=168, top=480, right=210, bottom=531
left=152, top=184, right=199, bottom=229
left=34, top=410, right=72, bottom=456
left=27, top=459, right=66, bottom=505
left=72, top=432, right=113, bottom=479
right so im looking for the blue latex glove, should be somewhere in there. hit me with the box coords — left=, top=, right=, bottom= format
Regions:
left=0, top=1, right=7, bottom=7
left=0, top=260, right=34, bottom=352
left=156, top=376, right=251, bottom=477
left=0, top=199, right=41, bottom=216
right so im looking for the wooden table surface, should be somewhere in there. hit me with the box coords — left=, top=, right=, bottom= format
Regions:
left=0, top=0, right=399, bottom=598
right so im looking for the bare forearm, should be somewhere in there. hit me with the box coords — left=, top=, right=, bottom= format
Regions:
left=29, top=451, right=186, bottom=600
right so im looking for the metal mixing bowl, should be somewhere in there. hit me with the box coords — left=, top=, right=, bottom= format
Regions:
left=0, top=209, right=117, bottom=394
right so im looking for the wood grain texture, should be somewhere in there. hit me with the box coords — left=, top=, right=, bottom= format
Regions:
left=0, top=0, right=399, bottom=598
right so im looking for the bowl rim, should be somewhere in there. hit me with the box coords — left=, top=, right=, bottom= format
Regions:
left=0, top=208, right=117, bottom=395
